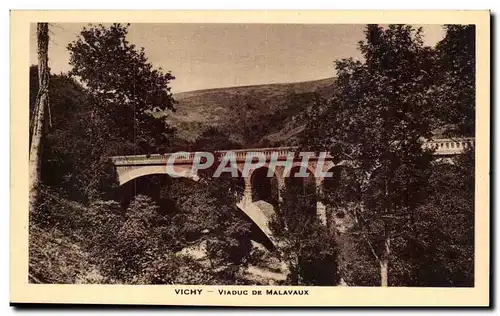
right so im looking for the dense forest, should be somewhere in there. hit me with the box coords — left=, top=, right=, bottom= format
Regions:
left=29, top=23, right=475, bottom=286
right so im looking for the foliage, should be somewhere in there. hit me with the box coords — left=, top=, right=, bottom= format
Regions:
left=167, top=168, right=254, bottom=272
left=433, top=25, right=476, bottom=136
left=335, top=232, right=380, bottom=286
left=87, top=195, right=176, bottom=283
left=270, top=181, right=340, bottom=285
left=406, top=147, right=474, bottom=286
left=67, top=23, right=176, bottom=154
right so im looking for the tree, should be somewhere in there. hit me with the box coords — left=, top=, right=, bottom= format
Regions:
left=67, top=23, right=176, bottom=155
left=303, top=25, right=437, bottom=286
left=434, top=25, right=475, bottom=136
left=29, top=23, right=50, bottom=214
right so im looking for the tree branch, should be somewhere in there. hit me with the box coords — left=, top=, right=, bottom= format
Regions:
left=362, top=231, right=380, bottom=262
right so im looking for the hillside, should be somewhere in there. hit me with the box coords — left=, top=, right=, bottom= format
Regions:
left=168, top=77, right=336, bottom=147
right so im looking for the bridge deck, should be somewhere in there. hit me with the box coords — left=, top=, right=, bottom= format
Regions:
left=110, top=138, right=474, bottom=166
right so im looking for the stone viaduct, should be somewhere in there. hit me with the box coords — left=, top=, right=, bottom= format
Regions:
left=110, top=137, right=474, bottom=248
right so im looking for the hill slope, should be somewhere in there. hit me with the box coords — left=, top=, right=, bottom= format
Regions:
left=168, top=77, right=336, bottom=147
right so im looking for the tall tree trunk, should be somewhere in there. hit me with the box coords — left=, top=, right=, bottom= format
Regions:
left=380, top=233, right=390, bottom=286
left=380, top=175, right=391, bottom=287
left=29, top=23, right=49, bottom=212
left=380, top=260, right=388, bottom=287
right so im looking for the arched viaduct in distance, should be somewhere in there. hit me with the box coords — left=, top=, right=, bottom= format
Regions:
left=110, top=138, right=474, bottom=246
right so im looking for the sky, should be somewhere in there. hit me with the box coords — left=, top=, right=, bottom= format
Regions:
left=30, top=23, right=445, bottom=93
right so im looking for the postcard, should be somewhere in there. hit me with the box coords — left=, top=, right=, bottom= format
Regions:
left=10, top=10, right=490, bottom=307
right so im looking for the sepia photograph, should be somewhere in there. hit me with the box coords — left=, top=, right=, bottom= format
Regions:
left=11, top=10, right=490, bottom=307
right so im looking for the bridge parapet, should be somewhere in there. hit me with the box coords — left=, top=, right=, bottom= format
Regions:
left=110, top=147, right=300, bottom=166
left=423, top=137, right=474, bottom=156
